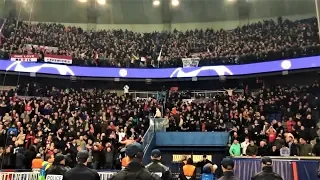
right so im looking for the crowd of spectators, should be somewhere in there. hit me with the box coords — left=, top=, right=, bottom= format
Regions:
left=163, top=83, right=320, bottom=157
left=0, top=81, right=320, bottom=171
left=0, top=17, right=319, bottom=68
left=0, top=84, right=161, bottom=170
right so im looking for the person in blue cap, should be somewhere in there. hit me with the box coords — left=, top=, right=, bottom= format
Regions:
left=146, top=149, right=173, bottom=180
left=109, top=143, right=161, bottom=180
left=201, top=163, right=217, bottom=180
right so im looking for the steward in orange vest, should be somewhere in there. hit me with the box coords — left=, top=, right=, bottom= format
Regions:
left=179, top=158, right=196, bottom=180
left=121, top=156, right=130, bottom=169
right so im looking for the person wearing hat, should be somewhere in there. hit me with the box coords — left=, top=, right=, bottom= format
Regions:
left=109, top=143, right=161, bottom=180
left=251, top=157, right=283, bottom=180
left=145, top=149, right=173, bottom=180
left=218, top=158, right=239, bottom=180
left=63, top=150, right=100, bottom=180
left=46, top=154, right=68, bottom=177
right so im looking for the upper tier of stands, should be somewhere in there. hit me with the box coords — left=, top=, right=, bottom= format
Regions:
left=0, top=17, right=319, bottom=68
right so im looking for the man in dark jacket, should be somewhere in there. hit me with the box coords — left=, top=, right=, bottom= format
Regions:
left=46, top=154, right=68, bottom=177
left=196, top=155, right=212, bottom=174
left=146, top=149, right=173, bottom=180
left=109, top=143, right=161, bottom=180
left=63, top=150, right=100, bottom=180
left=218, top=158, right=239, bottom=180
left=104, top=147, right=114, bottom=169
left=286, top=134, right=298, bottom=156
left=15, top=147, right=25, bottom=170
left=251, top=157, right=283, bottom=180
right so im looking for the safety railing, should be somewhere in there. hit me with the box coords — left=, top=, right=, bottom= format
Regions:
left=188, top=89, right=244, bottom=99
left=142, top=118, right=166, bottom=151
left=0, top=171, right=193, bottom=180
left=0, top=172, right=117, bottom=180
left=127, top=91, right=159, bottom=100
left=0, top=172, right=39, bottom=180
left=151, top=118, right=166, bottom=132
left=142, top=124, right=155, bottom=152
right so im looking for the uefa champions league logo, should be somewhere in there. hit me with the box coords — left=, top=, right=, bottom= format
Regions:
left=169, top=66, right=234, bottom=78
left=6, top=61, right=75, bottom=76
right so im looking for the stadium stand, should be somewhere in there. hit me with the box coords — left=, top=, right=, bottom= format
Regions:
left=0, top=17, right=319, bottom=68
left=1, top=0, right=320, bottom=179
left=0, top=82, right=319, bottom=171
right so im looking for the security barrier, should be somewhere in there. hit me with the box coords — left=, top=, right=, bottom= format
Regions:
left=98, top=172, right=117, bottom=180
left=0, top=172, right=39, bottom=180
left=0, top=171, right=190, bottom=180
left=233, top=156, right=320, bottom=180
left=0, top=172, right=117, bottom=180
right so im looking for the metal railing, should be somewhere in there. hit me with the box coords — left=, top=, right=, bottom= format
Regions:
left=142, top=118, right=166, bottom=151
left=151, top=118, right=166, bottom=133
left=127, top=91, right=158, bottom=100
left=0, top=171, right=196, bottom=180
left=0, top=172, right=117, bottom=180
left=142, top=124, right=155, bottom=152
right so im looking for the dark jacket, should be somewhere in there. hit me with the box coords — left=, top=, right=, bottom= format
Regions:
left=15, top=152, right=25, bottom=169
left=288, top=142, right=298, bottom=156
left=299, top=144, right=312, bottom=156
left=63, top=164, right=100, bottom=180
left=46, top=165, right=68, bottom=176
left=146, top=159, right=173, bottom=180
left=312, top=142, right=320, bottom=156
left=109, top=159, right=161, bottom=180
left=196, top=159, right=212, bottom=174
left=246, top=145, right=258, bottom=156
left=218, top=171, right=239, bottom=180
left=1, top=153, right=15, bottom=169
left=105, top=150, right=114, bottom=165
left=251, top=166, right=283, bottom=180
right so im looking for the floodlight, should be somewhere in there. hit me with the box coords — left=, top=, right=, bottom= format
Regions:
left=97, top=0, right=106, bottom=5
left=17, top=0, right=27, bottom=4
left=78, top=0, right=87, bottom=3
left=171, top=0, right=179, bottom=6
left=153, top=0, right=160, bottom=6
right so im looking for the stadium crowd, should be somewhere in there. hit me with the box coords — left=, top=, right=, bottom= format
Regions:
left=0, top=85, right=160, bottom=170
left=0, top=17, right=319, bottom=68
left=0, top=81, right=320, bottom=171
left=164, top=84, right=320, bottom=157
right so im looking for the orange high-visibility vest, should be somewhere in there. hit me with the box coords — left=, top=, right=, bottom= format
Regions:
left=32, top=158, right=43, bottom=169
left=121, top=156, right=129, bottom=168
left=183, top=164, right=196, bottom=177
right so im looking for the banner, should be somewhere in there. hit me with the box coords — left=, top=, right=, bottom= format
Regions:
left=10, top=54, right=38, bottom=62
left=25, top=44, right=59, bottom=52
left=44, top=54, right=72, bottom=64
left=1, top=56, right=317, bottom=78
left=182, top=58, right=200, bottom=67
